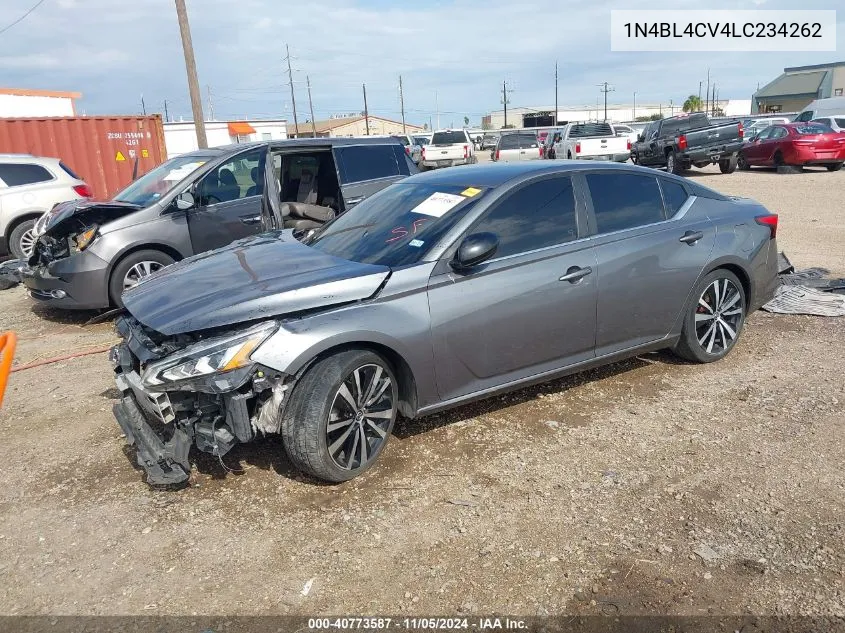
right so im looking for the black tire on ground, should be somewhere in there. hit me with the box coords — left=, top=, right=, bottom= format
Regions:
left=719, top=156, right=738, bottom=174
left=8, top=219, right=37, bottom=260
left=548, top=149, right=556, bottom=160
left=630, top=152, right=638, bottom=165
left=666, top=150, right=683, bottom=175
left=825, top=163, right=843, bottom=172
left=673, top=269, right=747, bottom=364
left=567, top=152, right=572, bottom=159
left=737, top=153, right=751, bottom=171
left=108, top=249, right=175, bottom=307
left=281, top=348, right=399, bottom=482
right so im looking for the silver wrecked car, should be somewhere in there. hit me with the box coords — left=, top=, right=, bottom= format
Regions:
left=111, top=161, right=779, bottom=485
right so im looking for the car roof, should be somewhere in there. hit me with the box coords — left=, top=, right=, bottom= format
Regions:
left=0, top=153, right=61, bottom=164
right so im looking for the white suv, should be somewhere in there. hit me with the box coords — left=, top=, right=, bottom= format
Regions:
left=0, top=154, right=92, bottom=259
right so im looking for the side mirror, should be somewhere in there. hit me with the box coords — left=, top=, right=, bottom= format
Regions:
left=451, top=232, right=498, bottom=271
left=174, top=190, right=195, bottom=211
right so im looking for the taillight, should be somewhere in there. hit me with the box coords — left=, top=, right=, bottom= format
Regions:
left=575, top=142, right=581, bottom=154
left=755, top=213, right=778, bottom=239
left=73, top=184, right=93, bottom=198
left=405, top=146, right=410, bottom=155
left=627, top=139, right=632, bottom=151
left=421, top=146, right=426, bottom=160
left=539, top=146, right=543, bottom=157
left=738, top=122, right=744, bottom=139
left=678, top=134, right=688, bottom=151
left=463, top=145, right=468, bottom=159
left=495, top=149, right=500, bottom=160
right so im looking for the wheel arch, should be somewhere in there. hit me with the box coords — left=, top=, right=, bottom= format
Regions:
left=704, top=260, right=752, bottom=306
left=107, top=242, right=184, bottom=280
left=4, top=211, right=44, bottom=241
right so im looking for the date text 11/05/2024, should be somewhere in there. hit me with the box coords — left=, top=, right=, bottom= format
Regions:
left=306, top=618, right=528, bottom=630
left=623, top=22, right=822, bottom=39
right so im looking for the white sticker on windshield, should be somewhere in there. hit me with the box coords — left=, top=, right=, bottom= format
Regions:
left=410, top=192, right=465, bottom=218
left=163, top=162, right=206, bottom=182
left=409, top=239, right=424, bottom=247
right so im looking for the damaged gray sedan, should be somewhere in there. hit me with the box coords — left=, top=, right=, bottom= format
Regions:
left=112, top=161, right=779, bottom=485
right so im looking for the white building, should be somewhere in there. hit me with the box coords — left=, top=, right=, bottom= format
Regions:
left=164, top=119, right=288, bottom=157
left=484, top=100, right=752, bottom=128
left=0, top=88, right=81, bottom=117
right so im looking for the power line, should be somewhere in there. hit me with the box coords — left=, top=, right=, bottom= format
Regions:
left=0, top=0, right=46, bottom=37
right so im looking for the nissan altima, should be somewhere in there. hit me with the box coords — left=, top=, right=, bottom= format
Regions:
left=110, top=162, right=779, bottom=486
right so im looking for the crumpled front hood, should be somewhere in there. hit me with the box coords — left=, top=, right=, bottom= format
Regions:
left=36, top=199, right=141, bottom=236
left=121, top=231, right=391, bottom=335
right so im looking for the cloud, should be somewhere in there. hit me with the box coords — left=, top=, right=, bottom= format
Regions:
left=0, top=0, right=843, bottom=123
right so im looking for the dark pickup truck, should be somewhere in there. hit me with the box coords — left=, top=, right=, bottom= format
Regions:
left=631, top=113, right=744, bottom=175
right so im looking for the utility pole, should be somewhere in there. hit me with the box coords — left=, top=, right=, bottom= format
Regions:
left=554, top=62, right=558, bottom=126
left=399, top=75, right=406, bottom=133
left=141, top=94, right=146, bottom=115
left=435, top=90, right=440, bottom=129
left=633, top=92, right=637, bottom=120
left=206, top=85, right=214, bottom=120
left=164, top=99, right=169, bottom=122
left=698, top=81, right=702, bottom=110
left=306, top=76, right=317, bottom=137
left=705, top=68, right=710, bottom=116
left=174, top=0, right=207, bottom=148
left=362, top=83, right=370, bottom=135
left=501, top=81, right=512, bottom=128
left=285, top=43, right=299, bottom=137
left=598, top=82, right=615, bottom=121
left=711, top=83, right=716, bottom=115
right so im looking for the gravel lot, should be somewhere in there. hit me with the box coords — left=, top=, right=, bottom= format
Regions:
left=1, top=164, right=844, bottom=619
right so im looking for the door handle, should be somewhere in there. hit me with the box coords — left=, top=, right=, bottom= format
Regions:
left=679, top=230, right=704, bottom=244
left=345, top=196, right=365, bottom=205
left=240, top=215, right=261, bottom=225
left=559, top=266, right=593, bottom=283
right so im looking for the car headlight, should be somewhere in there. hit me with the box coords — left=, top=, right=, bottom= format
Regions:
left=72, top=226, right=99, bottom=252
left=141, top=321, right=277, bottom=389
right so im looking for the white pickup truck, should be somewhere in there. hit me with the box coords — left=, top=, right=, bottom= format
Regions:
left=420, top=129, right=477, bottom=170
left=552, top=122, right=630, bottom=162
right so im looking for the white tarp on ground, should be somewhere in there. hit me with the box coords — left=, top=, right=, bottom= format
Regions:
left=762, top=285, right=845, bottom=317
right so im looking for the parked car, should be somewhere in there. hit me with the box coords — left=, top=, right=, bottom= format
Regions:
left=393, top=135, right=422, bottom=164
left=480, top=134, right=500, bottom=151
left=631, top=113, right=744, bottom=174
left=419, top=129, right=477, bottom=170
left=543, top=129, right=563, bottom=159
left=22, top=138, right=416, bottom=310
left=552, top=122, right=630, bottom=162
left=492, top=132, right=542, bottom=162
left=612, top=124, right=640, bottom=145
left=794, top=97, right=845, bottom=122
left=744, top=117, right=791, bottom=139
left=737, top=122, right=845, bottom=171
left=812, top=116, right=845, bottom=133
left=0, top=154, right=93, bottom=260
left=110, top=161, right=779, bottom=486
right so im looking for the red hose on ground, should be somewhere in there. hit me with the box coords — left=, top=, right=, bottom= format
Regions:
left=10, top=344, right=113, bottom=373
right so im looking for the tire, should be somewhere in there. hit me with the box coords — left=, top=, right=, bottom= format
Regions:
left=567, top=152, right=572, bottom=160
left=630, top=152, right=638, bottom=165
left=674, top=269, right=747, bottom=364
left=737, top=153, right=751, bottom=171
left=108, top=249, right=175, bottom=307
left=666, top=150, right=683, bottom=175
left=719, top=156, right=738, bottom=174
left=281, top=349, right=399, bottom=482
left=825, top=163, right=843, bottom=172
left=8, top=219, right=37, bottom=260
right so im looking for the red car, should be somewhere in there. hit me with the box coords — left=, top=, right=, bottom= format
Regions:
left=738, top=122, right=845, bottom=171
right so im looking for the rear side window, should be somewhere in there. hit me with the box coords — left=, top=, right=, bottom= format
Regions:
left=586, top=173, right=665, bottom=233
left=59, top=162, right=81, bottom=180
left=660, top=180, right=689, bottom=217
left=335, top=145, right=400, bottom=184
left=431, top=131, right=468, bottom=145
left=472, top=176, right=578, bottom=258
left=0, top=163, right=54, bottom=187
left=498, top=135, right=520, bottom=149
left=835, top=118, right=845, bottom=128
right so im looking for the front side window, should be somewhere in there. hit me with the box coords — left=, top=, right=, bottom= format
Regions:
left=0, top=163, right=53, bottom=187
left=197, top=148, right=263, bottom=205
left=586, top=173, right=664, bottom=234
left=471, top=177, right=578, bottom=259
left=335, top=145, right=400, bottom=184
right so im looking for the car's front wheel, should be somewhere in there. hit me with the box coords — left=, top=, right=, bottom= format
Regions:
left=109, top=249, right=175, bottom=307
left=282, top=349, right=399, bottom=482
left=674, top=269, right=746, bottom=363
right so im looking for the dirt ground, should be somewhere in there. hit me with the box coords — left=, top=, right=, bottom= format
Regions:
left=1, top=164, right=844, bottom=620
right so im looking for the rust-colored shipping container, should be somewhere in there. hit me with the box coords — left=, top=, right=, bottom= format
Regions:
left=0, top=116, right=167, bottom=200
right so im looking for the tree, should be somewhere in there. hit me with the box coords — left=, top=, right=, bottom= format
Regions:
left=682, top=95, right=702, bottom=113
left=463, top=116, right=470, bottom=127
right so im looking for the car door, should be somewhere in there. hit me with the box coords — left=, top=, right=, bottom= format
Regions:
left=580, top=171, right=716, bottom=356
left=764, top=126, right=791, bottom=164
left=427, top=174, right=598, bottom=402
left=743, top=126, right=773, bottom=165
left=638, top=122, right=661, bottom=165
left=186, top=147, right=264, bottom=254
left=334, top=144, right=409, bottom=210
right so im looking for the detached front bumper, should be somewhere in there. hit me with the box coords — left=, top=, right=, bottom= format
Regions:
left=21, top=250, right=111, bottom=309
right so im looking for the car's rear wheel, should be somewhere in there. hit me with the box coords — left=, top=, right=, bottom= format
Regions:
left=667, top=150, right=683, bottom=175
left=9, top=219, right=37, bottom=260
left=108, top=249, right=175, bottom=307
left=825, top=162, right=843, bottom=172
left=719, top=156, right=738, bottom=174
left=674, top=269, right=746, bottom=364
left=281, top=349, right=399, bottom=482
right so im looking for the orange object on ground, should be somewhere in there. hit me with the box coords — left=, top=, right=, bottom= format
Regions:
left=0, top=331, right=17, bottom=408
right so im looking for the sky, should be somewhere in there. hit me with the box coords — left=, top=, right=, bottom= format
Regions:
left=0, top=0, right=843, bottom=127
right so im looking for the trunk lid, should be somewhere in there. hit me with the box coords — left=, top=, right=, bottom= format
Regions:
left=121, top=231, right=391, bottom=335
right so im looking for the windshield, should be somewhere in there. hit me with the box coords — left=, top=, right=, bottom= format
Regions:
left=113, top=154, right=213, bottom=206
left=309, top=182, right=486, bottom=267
